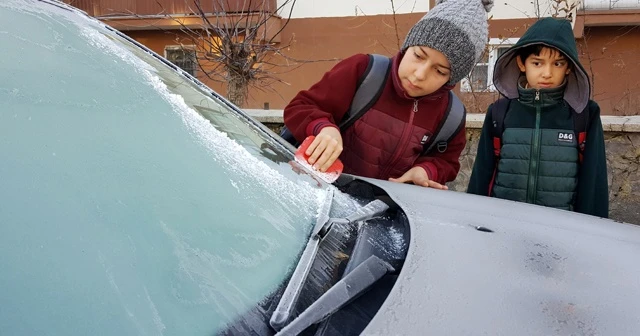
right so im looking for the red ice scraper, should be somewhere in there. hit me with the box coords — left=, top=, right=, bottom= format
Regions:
left=293, top=136, right=343, bottom=183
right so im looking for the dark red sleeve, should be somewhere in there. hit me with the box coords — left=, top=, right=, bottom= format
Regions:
left=283, top=54, right=370, bottom=142
left=413, top=120, right=467, bottom=184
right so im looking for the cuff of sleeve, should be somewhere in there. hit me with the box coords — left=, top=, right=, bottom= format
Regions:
left=416, top=162, right=438, bottom=182
left=306, top=118, right=338, bottom=137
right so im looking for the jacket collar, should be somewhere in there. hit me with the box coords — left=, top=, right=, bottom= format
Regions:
left=391, top=51, right=453, bottom=101
left=517, top=77, right=567, bottom=108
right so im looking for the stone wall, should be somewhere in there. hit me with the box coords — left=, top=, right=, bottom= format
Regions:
left=602, top=133, right=640, bottom=224
left=252, top=111, right=640, bottom=224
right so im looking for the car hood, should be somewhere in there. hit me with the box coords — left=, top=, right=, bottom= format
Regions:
left=359, top=177, right=640, bottom=335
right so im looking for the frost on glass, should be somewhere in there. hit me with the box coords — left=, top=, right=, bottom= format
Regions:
left=0, top=1, right=343, bottom=335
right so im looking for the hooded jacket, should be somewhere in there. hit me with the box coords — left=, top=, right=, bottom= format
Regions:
left=467, top=17, right=609, bottom=218
left=283, top=52, right=466, bottom=183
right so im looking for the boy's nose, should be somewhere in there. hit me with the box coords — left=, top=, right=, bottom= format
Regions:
left=414, top=66, right=429, bottom=81
left=542, top=66, right=553, bottom=78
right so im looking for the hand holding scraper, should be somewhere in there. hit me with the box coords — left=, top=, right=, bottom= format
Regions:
left=294, top=135, right=344, bottom=183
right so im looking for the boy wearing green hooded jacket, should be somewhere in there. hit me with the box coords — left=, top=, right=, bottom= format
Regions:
left=467, top=17, right=609, bottom=218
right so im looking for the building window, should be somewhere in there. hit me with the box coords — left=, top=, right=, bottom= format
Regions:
left=165, top=46, right=197, bottom=76
left=461, top=38, right=519, bottom=92
left=465, top=51, right=490, bottom=92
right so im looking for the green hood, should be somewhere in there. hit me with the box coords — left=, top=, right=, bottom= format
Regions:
left=493, top=17, right=591, bottom=113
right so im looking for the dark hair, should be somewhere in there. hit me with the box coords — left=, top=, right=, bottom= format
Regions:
left=516, top=44, right=573, bottom=70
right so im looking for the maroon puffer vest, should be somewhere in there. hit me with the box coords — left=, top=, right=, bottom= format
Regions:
left=339, top=56, right=451, bottom=180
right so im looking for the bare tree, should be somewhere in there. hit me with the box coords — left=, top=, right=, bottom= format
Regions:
left=551, top=0, right=580, bottom=20
left=170, top=0, right=336, bottom=107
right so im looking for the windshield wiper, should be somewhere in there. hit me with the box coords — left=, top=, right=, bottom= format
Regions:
left=269, top=189, right=389, bottom=331
left=275, top=254, right=394, bottom=336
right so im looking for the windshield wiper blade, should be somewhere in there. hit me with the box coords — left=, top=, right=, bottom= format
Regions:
left=274, top=255, right=394, bottom=336
left=269, top=191, right=389, bottom=331
left=269, top=188, right=334, bottom=331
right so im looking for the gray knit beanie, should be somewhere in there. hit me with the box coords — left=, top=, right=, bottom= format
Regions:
left=402, top=0, right=493, bottom=85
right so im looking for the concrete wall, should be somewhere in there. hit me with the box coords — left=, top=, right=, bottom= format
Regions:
left=577, top=26, right=640, bottom=116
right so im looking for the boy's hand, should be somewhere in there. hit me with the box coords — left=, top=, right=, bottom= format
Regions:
left=389, top=167, right=448, bottom=190
left=305, top=127, right=343, bottom=172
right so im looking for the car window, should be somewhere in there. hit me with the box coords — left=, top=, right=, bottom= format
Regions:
left=0, top=1, right=344, bottom=335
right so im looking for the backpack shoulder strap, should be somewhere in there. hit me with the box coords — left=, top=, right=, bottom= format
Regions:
left=491, top=98, right=510, bottom=140
left=490, top=98, right=511, bottom=156
left=422, top=91, right=466, bottom=155
left=487, top=97, right=511, bottom=196
left=339, top=54, right=391, bottom=132
left=280, top=54, right=390, bottom=147
left=573, top=105, right=590, bottom=133
left=572, top=103, right=593, bottom=164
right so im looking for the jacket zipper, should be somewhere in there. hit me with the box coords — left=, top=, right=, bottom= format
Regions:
left=379, top=100, right=418, bottom=179
left=526, top=90, right=542, bottom=203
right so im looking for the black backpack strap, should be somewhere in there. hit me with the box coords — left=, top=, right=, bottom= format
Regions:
left=572, top=103, right=593, bottom=164
left=281, top=54, right=390, bottom=146
left=491, top=98, right=510, bottom=140
left=422, top=91, right=466, bottom=155
left=487, top=97, right=511, bottom=196
left=339, top=54, right=391, bottom=132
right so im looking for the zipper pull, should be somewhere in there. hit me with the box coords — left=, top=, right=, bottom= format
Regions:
left=413, top=100, right=418, bottom=112
left=535, top=91, right=540, bottom=101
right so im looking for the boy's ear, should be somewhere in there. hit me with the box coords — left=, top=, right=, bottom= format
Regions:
left=565, top=61, right=573, bottom=75
left=516, top=55, right=526, bottom=72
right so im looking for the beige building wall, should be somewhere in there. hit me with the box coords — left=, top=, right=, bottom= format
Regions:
left=71, top=0, right=639, bottom=115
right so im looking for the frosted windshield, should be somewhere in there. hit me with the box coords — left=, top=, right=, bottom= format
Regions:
left=0, top=1, right=338, bottom=335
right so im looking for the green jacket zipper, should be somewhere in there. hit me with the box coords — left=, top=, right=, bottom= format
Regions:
left=526, top=90, right=542, bottom=203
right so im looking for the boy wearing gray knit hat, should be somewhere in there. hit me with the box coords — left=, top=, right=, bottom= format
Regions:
left=403, top=0, right=495, bottom=86
left=283, top=0, right=493, bottom=188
